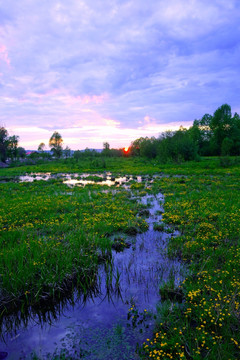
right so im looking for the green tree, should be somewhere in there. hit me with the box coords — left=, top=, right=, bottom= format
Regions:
left=49, top=132, right=63, bottom=158
left=210, top=104, right=232, bottom=154
left=140, top=137, right=158, bottom=158
left=7, top=135, right=19, bottom=161
left=157, top=131, right=174, bottom=163
left=130, top=137, right=146, bottom=156
left=221, top=137, right=233, bottom=156
left=190, top=106, right=240, bottom=156
left=190, top=114, right=213, bottom=155
left=157, top=128, right=198, bottom=163
left=74, top=150, right=82, bottom=161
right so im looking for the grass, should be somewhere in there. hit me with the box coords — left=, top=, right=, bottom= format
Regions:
left=0, top=156, right=240, bottom=359
left=140, top=173, right=240, bottom=359
left=1, top=156, right=240, bottom=178
left=0, top=179, right=148, bottom=317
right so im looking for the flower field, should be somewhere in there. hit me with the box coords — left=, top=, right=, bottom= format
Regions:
left=141, top=173, right=240, bottom=359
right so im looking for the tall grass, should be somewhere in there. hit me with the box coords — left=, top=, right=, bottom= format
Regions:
left=0, top=180, right=148, bottom=318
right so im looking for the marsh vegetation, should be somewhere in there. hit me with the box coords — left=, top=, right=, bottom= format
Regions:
left=0, top=157, right=239, bottom=359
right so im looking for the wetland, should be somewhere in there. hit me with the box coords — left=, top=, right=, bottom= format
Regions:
left=0, top=157, right=240, bottom=359
left=0, top=171, right=182, bottom=359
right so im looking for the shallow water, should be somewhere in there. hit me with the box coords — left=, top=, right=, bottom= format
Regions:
left=18, top=173, right=143, bottom=187
left=0, top=180, right=183, bottom=359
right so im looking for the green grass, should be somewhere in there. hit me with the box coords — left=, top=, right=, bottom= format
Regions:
left=0, top=179, right=148, bottom=313
left=1, top=156, right=240, bottom=359
left=1, top=156, right=240, bottom=178
left=140, top=173, right=240, bottom=359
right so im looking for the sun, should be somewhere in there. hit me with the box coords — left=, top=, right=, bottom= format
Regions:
left=124, top=146, right=129, bottom=152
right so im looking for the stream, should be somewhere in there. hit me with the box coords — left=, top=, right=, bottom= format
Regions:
left=0, top=176, right=183, bottom=359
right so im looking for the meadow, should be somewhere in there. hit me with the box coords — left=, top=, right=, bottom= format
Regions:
left=0, top=177, right=148, bottom=316
left=0, top=156, right=240, bottom=359
left=1, top=155, right=240, bottom=177
left=140, top=171, right=240, bottom=360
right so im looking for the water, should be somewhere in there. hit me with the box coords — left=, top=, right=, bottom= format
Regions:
left=0, top=177, right=183, bottom=359
left=18, top=173, right=143, bottom=187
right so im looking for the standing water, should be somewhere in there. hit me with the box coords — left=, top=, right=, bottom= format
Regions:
left=0, top=179, right=183, bottom=360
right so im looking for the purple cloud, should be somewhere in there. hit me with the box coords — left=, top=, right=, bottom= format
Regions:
left=1, top=0, right=240, bottom=149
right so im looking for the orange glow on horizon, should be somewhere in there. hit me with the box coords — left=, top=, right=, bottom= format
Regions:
left=124, top=146, right=129, bottom=152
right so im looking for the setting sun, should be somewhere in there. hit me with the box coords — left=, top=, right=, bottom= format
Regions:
left=124, top=146, right=129, bottom=152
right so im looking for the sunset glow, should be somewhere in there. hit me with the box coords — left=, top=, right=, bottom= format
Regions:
left=0, top=1, right=240, bottom=150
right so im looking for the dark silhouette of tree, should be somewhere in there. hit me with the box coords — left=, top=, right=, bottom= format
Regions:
left=103, top=142, right=110, bottom=150
left=102, top=142, right=111, bottom=156
left=63, top=146, right=71, bottom=158
left=38, top=142, right=46, bottom=152
left=230, top=112, right=240, bottom=155
left=0, top=127, right=8, bottom=162
left=17, top=147, right=26, bottom=159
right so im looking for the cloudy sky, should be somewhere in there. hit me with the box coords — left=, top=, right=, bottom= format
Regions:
left=1, top=0, right=240, bottom=150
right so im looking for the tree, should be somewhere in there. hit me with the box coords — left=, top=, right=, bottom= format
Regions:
left=38, top=142, right=46, bottom=152
left=221, top=137, right=233, bottom=156
left=17, top=147, right=26, bottom=159
left=74, top=150, right=82, bottom=161
left=102, top=142, right=111, bottom=156
left=49, top=132, right=63, bottom=158
left=7, top=135, right=19, bottom=161
left=63, top=146, right=71, bottom=158
left=130, top=137, right=146, bottom=156
left=140, top=137, right=158, bottom=158
left=230, top=113, right=240, bottom=155
left=190, top=115, right=213, bottom=155
left=103, top=142, right=110, bottom=150
left=189, top=105, right=240, bottom=156
left=157, top=128, right=198, bottom=163
left=0, top=127, right=8, bottom=162
left=210, top=104, right=232, bottom=154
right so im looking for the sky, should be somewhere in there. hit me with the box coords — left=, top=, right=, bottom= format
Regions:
left=1, top=0, right=240, bottom=150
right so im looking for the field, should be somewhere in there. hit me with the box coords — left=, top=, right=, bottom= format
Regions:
left=0, top=179, right=148, bottom=312
left=140, top=170, right=240, bottom=359
left=1, top=156, right=240, bottom=177
left=0, top=156, right=240, bottom=359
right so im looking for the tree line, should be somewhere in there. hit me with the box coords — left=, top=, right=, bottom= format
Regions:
left=0, top=130, right=71, bottom=163
left=0, top=128, right=22, bottom=163
left=1, top=104, right=240, bottom=164
left=129, top=104, right=240, bottom=162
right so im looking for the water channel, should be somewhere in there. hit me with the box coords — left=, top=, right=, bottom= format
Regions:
left=0, top=174, right=183, bottom=359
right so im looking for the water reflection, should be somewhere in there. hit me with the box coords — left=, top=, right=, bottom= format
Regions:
left=0, top=190, right=183, bottom=359
left=18, top=172, right=144, bottom=187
